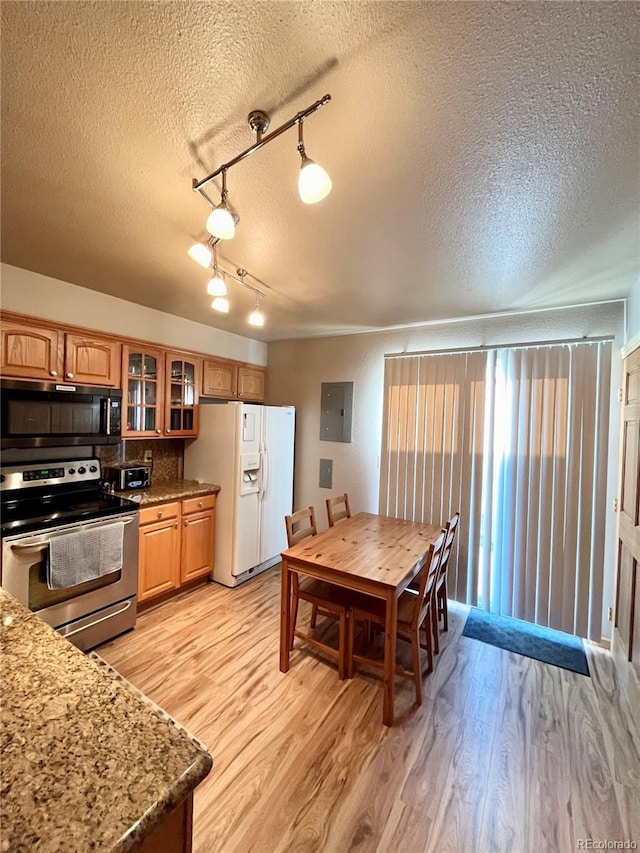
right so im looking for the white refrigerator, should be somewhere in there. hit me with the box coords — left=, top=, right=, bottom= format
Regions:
left=184, top=402, right=295, bottom=587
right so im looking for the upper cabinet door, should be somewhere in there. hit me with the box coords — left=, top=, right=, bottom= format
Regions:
left=164, top=353, right=201, bottom=437
left=238, top=365, right=265, bottom=402
left=0, top=320, right=64, bottom=381
left=63, top=334, right=121, bottom=387
left=122, top=344, right=165, bottom=438
left=201, top=357, right=238, bottom=398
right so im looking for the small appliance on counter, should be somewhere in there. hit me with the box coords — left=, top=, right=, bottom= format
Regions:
left=102, top=464, right=151, bottom=492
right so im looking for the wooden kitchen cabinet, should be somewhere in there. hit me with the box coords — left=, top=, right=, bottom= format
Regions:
left=238, top=365, right=265, bottom=401
left=122, top=344, right=165, bottom=438
left=123, top=348, right=200, bottom=438
left=180, top=494, right=216, bottom=583
left=165, top=353, right=200, bottom=437
left=64, top=333, right=121, bottom=386
left=201, top=358, right=265, bottom=402
left=138, top=502, right=181, bottom=603
left=202, top=357, right=238, bottom=398
left=138, top=494, right=216, bottom=607
left=1, top=317, right=121, bottom=387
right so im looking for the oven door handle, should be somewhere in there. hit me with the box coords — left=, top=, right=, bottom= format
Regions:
left=10, top=516, right=136, bottom=552
left=62, top=599, right=133, bottom=640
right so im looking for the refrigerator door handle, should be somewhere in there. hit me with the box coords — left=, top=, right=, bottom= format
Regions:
left=262, top=442, right=270, bottom=499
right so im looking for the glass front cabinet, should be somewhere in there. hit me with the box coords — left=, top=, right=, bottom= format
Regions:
left=121, top=346, right=200, bottom=438
left=122, top=345, right=165, bottom=438
left=164, top=352, right=200, bottom=437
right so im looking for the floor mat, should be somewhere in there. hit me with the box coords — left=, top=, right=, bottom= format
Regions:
left=462, top=607, right=590, bottom=676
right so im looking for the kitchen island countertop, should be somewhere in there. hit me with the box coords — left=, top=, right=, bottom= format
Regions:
left=120, top=478, right=220, bottom=506
left=0, top=587, right=212, bottom=852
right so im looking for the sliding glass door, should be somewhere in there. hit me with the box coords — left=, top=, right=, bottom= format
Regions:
left=379, top=339, right=612, bottom=640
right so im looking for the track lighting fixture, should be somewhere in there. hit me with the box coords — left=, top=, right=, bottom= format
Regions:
left=188, top=238, right=267, bottom=327
left=192, top=93, right=332, bottom=241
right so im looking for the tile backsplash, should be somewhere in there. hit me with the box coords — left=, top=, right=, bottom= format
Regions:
left=97, top=440, right=183, bottom=483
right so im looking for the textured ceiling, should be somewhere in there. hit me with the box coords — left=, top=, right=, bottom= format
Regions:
left=1, top=2, right=639, bottom=342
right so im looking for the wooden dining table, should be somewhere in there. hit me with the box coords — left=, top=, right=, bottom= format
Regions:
left=279, top=512, right=442, bottom=726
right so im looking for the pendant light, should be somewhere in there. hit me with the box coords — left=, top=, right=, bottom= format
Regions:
left=206, top=242, right=227, bottom=296
left=297, top=120, right=332, bottom=204
left=211, top=296, right=230, bottom=313
left=248, top=293, right=265, bottom=327
left=207, top=274, right=227, bottom=297
left=187, top=241, right=212, bottom=268
left=206, top=170, right=236, bottom=240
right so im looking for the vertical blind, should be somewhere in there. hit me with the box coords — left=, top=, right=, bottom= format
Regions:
left=379, top=340, right=612, bottom=640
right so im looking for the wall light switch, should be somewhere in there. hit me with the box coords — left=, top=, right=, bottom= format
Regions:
left=143, top=450, right=153, bottom=463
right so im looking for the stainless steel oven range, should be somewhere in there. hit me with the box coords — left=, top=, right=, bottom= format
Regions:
left=1, top=459, right=139, bottom=650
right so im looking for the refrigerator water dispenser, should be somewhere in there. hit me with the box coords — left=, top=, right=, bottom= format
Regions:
left=240, top=452, right=260, bottom=495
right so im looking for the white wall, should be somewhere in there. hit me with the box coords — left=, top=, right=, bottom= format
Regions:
left=267, top=300, right=625, bottom=640
left=0, top=263, right=267, bottom=365
left=626, top=279, right=640, bottom=341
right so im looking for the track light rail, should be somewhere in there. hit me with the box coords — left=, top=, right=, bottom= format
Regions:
left=192, top=94, right=331, bottom=196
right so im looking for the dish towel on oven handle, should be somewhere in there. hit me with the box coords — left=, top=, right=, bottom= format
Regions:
left=47, top=521, right=125, bottom=589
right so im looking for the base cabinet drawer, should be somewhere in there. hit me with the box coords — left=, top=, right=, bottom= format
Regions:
left=139, top=501, right=181, bottom=526
left=138, top=495, right=216, bottom=606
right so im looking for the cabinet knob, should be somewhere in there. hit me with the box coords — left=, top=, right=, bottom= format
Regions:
left=198, top=500, right=203, bottom=507
left=184, top=520, right=188, bottom=527
left=156, top=429, right=161, bottom=434
left=66, top=372, right=74, bottom=379
left=166, top=429, right=171, bottom=434
left=174, top=523, right=179, bottom=529
left=50, top=370, right=58, bottom=377
left=157, top=511, right=163, bottom=518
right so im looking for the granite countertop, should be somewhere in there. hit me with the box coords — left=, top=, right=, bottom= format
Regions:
left=120, top=478, right=220, bottom=506
left=0, top=588, right=212, bottom=852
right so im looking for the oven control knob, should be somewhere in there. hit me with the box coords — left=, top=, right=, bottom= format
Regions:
left=89, top=465, right=98, bottom=473
left=0, top=475, right=5, bottom=483
left=77, top=467, right=86, bottom=475
left=68, top=468, right=75, bottom=475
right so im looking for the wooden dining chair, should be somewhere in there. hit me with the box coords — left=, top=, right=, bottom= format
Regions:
left=346, top=530, right=445, bottom=707
left=432, top=511, right=460, bottom=654
left=326, top=493, right=351, bottom=527
left=284, top=507, right=352, bottom=679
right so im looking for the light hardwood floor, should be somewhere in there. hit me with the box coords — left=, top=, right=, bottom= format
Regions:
left=98, top=568, right=640, bottom=853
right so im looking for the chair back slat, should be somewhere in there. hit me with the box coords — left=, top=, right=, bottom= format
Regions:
left=326, top=493, right=351, bottom=527
left=438, top=511, right=460, bottom=581
left=285, top=506, right=318, bottom=548
left=410, top=530, right=446, bottom=631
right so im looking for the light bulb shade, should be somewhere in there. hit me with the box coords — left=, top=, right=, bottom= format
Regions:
left=206, top=204, right=236, bottom=240
left=298, top=158, right=332, bottom=204
left=187, top=242, right=213, bottom=268
left=206, top=275, right=227, bottom=297
left=248, top=309, right=265, bottom=327
left=211, top=296, right=229, bottom=313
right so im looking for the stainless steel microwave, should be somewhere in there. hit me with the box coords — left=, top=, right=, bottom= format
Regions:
left=0, top=379, right=122, bottom=448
